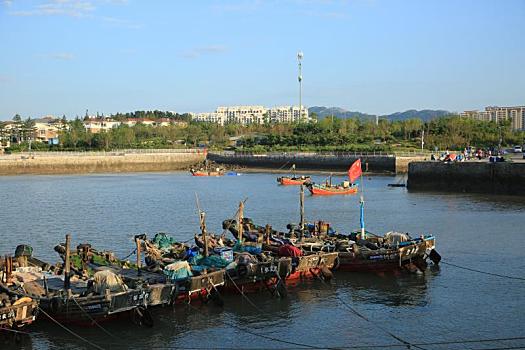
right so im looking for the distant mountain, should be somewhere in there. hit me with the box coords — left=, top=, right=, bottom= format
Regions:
left=386, top=109, right=451, bottom=121
left=308, top=106, right=374, bottom=120
left=308, top=106, right=452, bottom=122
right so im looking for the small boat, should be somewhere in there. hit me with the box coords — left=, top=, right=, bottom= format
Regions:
left=277, top=176, right=311, bottom=186
left=190, top=169, right=224, bottom=177
left=306, top=182, right=358, bottom=195
left=305, top=161, right=362, bottom=195
left=191, top=160, right=225, bottom=177
left=277, top=164, right=311, bottom=186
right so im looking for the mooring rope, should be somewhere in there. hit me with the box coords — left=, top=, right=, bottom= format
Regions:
left=312, top=272, right=423, bottom=350
left=186, top=302, right=322, bottom=349
left=71, top=297, right=122, bottom=341
left=441, top=261, right=525, bottom=281
left=37, top=306, right=105, bottom=350
left=225, top=272, right=268, bottom=314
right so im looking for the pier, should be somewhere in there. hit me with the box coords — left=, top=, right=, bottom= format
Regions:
left=407, top=161, right=525, bottom=195
left=0, top=149, right=205, bottom=175
left=208, top=151, right=428, bottom=173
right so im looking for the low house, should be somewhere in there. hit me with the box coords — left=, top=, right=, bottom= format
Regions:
left=34, top=117, right=67, bottom=143
left=84, top=117, right=121, bottom=133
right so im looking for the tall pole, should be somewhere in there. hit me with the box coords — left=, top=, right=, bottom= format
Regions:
left=300, top=184, right=305, bottom=241
left=200, top=211, right=209, bottom=257
left=238, top=201, right=244, bottom=243
left=64, top=234, right=71, bottom=291
left=421, top=130, right=425, bottom=151
left=297, top=51, right=303, bottom=121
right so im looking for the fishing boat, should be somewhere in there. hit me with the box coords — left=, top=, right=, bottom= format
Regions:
left=277, top=164, right=311, bottom=185
left=222, top=201, right=338, bottom=284
left=305, top=161, right=361, bottom=195
left=63, top=233, right=225, bottom=307
left=190, top=160, right=225, bottom=176
left=277, top=176, right=311, bottom=185
left=306, top=182, right=358, bottom=195
left=0, top=238, right=151, bottom=326
left=292, top=159, right=441, bottom=273
left=190, top=169, right=224, bottom=177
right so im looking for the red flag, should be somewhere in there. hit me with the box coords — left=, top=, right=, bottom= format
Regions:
left=348, top=159, right=362, bottom=183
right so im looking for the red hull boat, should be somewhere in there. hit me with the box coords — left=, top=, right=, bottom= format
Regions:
left=307, top=183, right=358, bottom=195
left=277, top=176, right=311, bottom=185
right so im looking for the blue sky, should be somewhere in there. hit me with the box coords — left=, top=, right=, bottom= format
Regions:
left=0, top=0, right=524, bottom=120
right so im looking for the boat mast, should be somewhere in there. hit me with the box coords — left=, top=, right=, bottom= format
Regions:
left=359, top=161, right=365, bottom=240
left=135, top=235, right=142, bottom=276
left=238, top=201, right=244, bottom=243
left=299, top=184, right=305, bottom=241
left=64, top=234, right=71, bottom=293
left=200, top=211, right=209, bottom=257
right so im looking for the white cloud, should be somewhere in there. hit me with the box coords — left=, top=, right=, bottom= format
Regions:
left=10, top=0, right=96, bottom=17
left=37, top=52, right=75, bottom=60
left=2, top=0, right=13, bottom=7
left=182, top=45, right=228, bottom=59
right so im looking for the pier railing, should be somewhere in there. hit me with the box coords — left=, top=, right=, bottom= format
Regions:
left=0, top=148, right=205, bottom=160
left=209, top=150, right=434, bottom=158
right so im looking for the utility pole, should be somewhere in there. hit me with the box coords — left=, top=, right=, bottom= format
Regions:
left=421, top=130, right=425, bottom=151
left=297, top=51, right=303, bottom=122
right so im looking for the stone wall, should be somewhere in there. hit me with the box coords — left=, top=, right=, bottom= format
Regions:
left=0, top=153, right=205, bottom=175
left=407, top=161, right=525, bottom=195
left=207, top=153, right=397, bottom=172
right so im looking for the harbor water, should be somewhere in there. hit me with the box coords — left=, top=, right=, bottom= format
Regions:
left=1, top=172, right=524, bottom=349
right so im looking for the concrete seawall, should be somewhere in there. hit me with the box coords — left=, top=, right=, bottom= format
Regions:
left=0, top=152, right=205, bottom=175
left=208, top=152, right=428, bottom=173
left=407, top=161, right=525, bottom=195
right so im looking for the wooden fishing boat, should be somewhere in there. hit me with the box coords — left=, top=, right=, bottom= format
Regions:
left=191, top=170, right=224, bottom=177
left=1, top=239, right=151, bottom=326
left=222, top=201, right=338, bottom=284
left=63, top=236, right=225, bottom=307
left=296, top=226, right=438, bottom=272
left=277, top=176, right=311, bottom=186
left=277, top=164, right=311, bottom=186
left=306, top=182, right=358, bottom=195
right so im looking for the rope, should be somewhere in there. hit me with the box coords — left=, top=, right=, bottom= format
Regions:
left=441, top=261, right=525, bottom=281
left=71, top=297, right=122, bottom=341
left=312, top=273, right=423, bottom=350
left=82, top=335, right=525, bottom=349
left=276, top=160, right=291, bottom=171
left=225, top=272, right=268, bottom=314
left=119, top=248, right=137, bottom=261
left=37, top=306, right=106, bottom=350
left=186, top=302, right=322, bottom=349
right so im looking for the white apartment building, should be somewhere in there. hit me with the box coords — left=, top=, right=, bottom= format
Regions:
left=460, top=106, right=525, bottom=131
left=191, top=105, right=310, bottom=125
left=191, top=112, right=227, bottom=125
left=267, top=106, right=308, bottom=123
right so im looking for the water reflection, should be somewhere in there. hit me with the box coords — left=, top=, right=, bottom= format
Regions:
left=335, top=267, right=439, bottom=307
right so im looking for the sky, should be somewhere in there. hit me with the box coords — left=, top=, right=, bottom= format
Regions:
left=0, top=0, right=524, bottom=120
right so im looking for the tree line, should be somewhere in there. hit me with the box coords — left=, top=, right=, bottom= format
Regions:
left=1, top=113, right=524, bottom=152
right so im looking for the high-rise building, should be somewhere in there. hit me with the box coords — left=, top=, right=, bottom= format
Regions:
left=460, top=106, right=525, bottom=130
left=191, top=105, right=310, bottom=125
